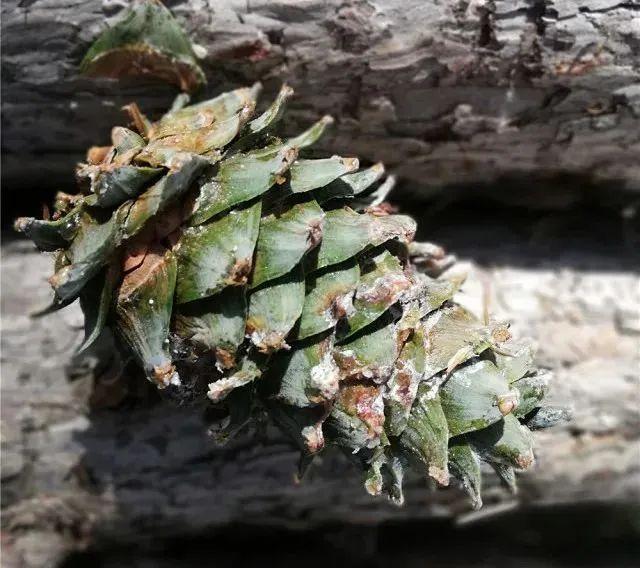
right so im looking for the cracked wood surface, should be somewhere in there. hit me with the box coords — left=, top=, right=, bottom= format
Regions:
left=2, top=236, right=639, bottom=566
left=2, top=0, right=640, bottom=206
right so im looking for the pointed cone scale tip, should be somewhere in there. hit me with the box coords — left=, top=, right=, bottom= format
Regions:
left=250, top=82, right=263, bottom=98
left=497, top=390, right=520, bottom=416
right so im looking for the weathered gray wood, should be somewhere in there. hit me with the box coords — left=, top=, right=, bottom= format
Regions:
left=2, top=238, right=638, bottom=567
left=2, top=0, right=640, bottom=205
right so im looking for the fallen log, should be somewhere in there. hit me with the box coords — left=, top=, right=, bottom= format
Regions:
left=2, top=238, right=638, bottom=566
left=2, top=0, right=639, bottom=210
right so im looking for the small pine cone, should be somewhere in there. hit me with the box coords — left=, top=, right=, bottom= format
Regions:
left=15, top=83, right=562, bottom=507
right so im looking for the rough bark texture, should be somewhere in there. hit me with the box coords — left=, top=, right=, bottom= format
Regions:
left=2, top=233, right=638, bottom=567
left=2, top=0, right=640, bottom=208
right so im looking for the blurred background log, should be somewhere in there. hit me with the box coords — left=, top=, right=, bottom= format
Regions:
left=2, top=227, right=638, bottom=566
left=2, top=0, right=640, bottom=223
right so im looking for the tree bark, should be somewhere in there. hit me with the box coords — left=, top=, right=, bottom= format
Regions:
left=2, top=237, right=638, bottom=566
left=2, top=0, right=640, bottom=208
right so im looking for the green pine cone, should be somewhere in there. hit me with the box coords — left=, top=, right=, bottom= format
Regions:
left=15, top=84, right=564, bottom=508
